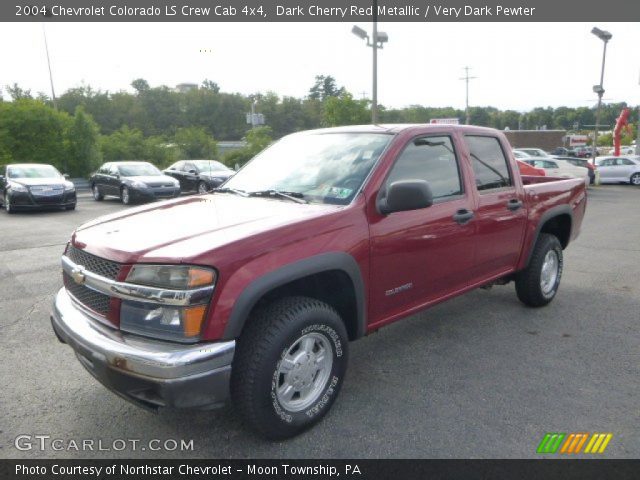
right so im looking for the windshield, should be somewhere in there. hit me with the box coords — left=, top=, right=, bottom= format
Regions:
left=224, top=132, right=392, bottom=205
left=192, top=160, right=228, bottom=172
left=8, top=165, right=61, bottom=179
left=118, top=163, right=161, bottom=177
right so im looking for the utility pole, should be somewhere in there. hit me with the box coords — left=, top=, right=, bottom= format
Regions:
left=42, top=24, right=58, bottom=110
left=371, top=0, right=378, bottom=124
left=459, top=66, right=477, bottom=125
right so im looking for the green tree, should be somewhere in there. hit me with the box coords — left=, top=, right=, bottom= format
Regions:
left=0, top=98, right=70, bottom=170
left=6, top=83, right=32, bottom=100
left=308, top=75, right=344, bottom=101
left=174, top=126, right=218, bottom=159
left=131, top=78, right=150, bottom=94
left=66, top=106, right=102, bottom=176
left=323, top=93, right=370, bottom=126
left=222, top=126, right=273, bottom=167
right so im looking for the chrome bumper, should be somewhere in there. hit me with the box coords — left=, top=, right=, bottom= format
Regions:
left=51, top=288, right=235, bottom=410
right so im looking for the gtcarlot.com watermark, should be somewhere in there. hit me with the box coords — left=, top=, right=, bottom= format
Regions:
left=14, top=435, right=194, bottom=452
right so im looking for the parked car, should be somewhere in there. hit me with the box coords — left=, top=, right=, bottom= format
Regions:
left=513, top=148, right=549, bottom=158
left=52, top=125, right=586, bottom=439
left=512, top=150, right=531, bottom=159
left=517, top=159, right=545, bottom=176
left=595, top=156, right=640, bottom=185
left=0, top=163, right=76, bottom=213
left=90, top=161, right=180, bottom=204
left=522, top=158, right=590, bottom=187
left=553, top=156, right=596, bottom=185
left=572, top=146, right=592, bottom=158
left=550, top=147, right=570, bottom=156
left=164, top=160, right=234, bottom=194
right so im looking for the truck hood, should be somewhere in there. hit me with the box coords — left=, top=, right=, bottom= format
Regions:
left=72, top=194, right=339, bottom=264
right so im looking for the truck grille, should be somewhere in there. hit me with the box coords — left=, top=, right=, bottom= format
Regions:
left=63, top=272, right=111, bottom=316
left=66, top=246, right=121, bottom=280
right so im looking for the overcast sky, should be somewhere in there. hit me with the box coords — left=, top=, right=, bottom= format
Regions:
left=1, top=22, right=638, bottom=111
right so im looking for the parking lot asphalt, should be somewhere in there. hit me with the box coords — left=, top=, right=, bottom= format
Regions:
left=1, top=186, right=638, bottom=459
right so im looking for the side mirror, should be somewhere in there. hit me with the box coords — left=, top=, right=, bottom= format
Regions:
left=378, top=180, right=433, bottom=215
left=188, top=169, right=198, bottom=175
left=63, top=173, right=70, bottom=179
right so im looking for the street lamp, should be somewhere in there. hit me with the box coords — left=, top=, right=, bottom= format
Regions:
left=591, top=26, right=612, bottom=165
left=352, top=8, right=389, bottom=124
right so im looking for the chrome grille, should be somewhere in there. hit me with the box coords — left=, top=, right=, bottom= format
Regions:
left=63, top=272, right=111, bottom=316
left=65, top=246, right=121, bottom=280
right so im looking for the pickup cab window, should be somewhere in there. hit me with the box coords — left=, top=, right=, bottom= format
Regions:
left=386, top=136, right=463, bottom=201
left=465, top=136, right=512, bottom=191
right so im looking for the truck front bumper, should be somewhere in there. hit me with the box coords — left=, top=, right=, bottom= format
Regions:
left=51, top=288, right=235, bottom=410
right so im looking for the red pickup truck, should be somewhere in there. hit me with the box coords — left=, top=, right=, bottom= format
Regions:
left=51, top=125, right=586, bottom=439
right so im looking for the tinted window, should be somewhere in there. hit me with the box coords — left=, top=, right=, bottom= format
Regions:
left=617, top=158, right=633, bottom=166
left=465, top=136, right=512, bottom=191
left=386, top=136, right=463, bottom=201
left=168, top=161, right=183, bottom=171
left=184, top=163, right=196, bottom=172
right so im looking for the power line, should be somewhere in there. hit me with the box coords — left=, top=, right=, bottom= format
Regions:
left=459, top=66, right=477, bottom=125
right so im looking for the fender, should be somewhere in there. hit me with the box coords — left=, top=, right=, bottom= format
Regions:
left=522, top=204, right=573, bottom=268
left=222, top=252, right=367, bottom=340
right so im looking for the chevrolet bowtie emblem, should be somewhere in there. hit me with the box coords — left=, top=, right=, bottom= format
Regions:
left=70, top=265, right=86, bottom=285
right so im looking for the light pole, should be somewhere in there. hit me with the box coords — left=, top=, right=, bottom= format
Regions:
left=352, top=4, right=388, bottom=124
left=591, top=26, right=612, bottom=165
left=42, top=24, right=58, bottom=110
left=459, top=67, right=477, bottom=125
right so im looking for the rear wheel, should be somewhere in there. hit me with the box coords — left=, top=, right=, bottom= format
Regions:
left=515, top=233, right=563, bottom=307
left=121, top=186, right=131, bottom=205
left=231, top=296, right=348, bottom=439
left=630, top=173, right=640, bottom=186
left=197, top=181, right=209, bottom=194
left=92, top=184, right=104, bottom=201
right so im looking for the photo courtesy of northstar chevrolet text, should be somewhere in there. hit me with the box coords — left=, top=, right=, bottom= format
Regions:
left=1, top=0, right=639, bottom=477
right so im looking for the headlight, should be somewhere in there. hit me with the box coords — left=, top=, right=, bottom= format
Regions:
left=120, top=301, right=208, bottom=342
left=120, top=265, right=216, bottom=342
left=9, top=182, right=28, bottom=192
left=126, top=265, right=216, bottom=289
left=64, top=182, right=75, bottom=192
left=130, top=180, right=147, bottom=188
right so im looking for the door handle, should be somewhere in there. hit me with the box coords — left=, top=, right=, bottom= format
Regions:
left=453, top=209, right=474, bottom=225
left=507, top=199, right=523, bottom=211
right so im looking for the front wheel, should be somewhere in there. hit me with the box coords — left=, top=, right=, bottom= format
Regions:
left=4, top=193, right=14, bottom=214
left=515, top=233, right=563, bottom=307
left=92, top=184, right=104, bottom=201
left=231, top=296, right=348, bottom=439
left=630, top=173, right=640, bottom=186
left=121, top=186, right=131, bottom=205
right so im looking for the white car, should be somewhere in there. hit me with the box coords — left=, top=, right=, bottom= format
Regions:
left=522, top=158, right=590, bottom=187
left=595, top=156, right=640, bottom=185
left=513, top=148, right=550, bottom=158
left=512, top=150, right=532, bottom=159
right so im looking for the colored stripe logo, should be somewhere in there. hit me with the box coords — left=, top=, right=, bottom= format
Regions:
left=537, top=433, right=612, bottom=454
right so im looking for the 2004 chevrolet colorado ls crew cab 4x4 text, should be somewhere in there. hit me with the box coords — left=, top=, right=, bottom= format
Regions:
left=51, top=124, right=586, bottom=438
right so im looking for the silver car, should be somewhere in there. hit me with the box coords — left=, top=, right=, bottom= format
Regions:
left=595, top=156, right=640, bottom=185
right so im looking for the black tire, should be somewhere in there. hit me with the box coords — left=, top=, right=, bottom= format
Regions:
left=4, top=193, right=14, bottom=214
left=231, top=296, right=348, bottom=440
left=197, top=181, right=209, bottom=194
left=515, top=233, right=563, bottom=307
left=92, top=184, right=104, bottom=201
left=121, top=186, right=131, bottom=205
left=630, top=173, right=640, bottom=186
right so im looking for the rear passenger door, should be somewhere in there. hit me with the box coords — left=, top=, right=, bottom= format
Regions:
left=464, top=135, right=527, bottom=279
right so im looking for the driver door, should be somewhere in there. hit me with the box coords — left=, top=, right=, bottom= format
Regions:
left=368, top=134, right=476, bottom=324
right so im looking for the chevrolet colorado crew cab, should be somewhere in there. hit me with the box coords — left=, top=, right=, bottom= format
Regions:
left=51, top=125, right=586, bottom=439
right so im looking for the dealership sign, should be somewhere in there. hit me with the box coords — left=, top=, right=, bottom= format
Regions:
left=430, top=118, right=460, bottom=125
left=568, top=135, right=589, bottom=146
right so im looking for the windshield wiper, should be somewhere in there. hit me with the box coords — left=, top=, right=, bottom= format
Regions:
left=248, top=189, right=308, bottom=204
left=213, top=187, right=249, bottom=197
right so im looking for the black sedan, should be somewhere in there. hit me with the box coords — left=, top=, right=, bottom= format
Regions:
left=164, top=160, right=234, bottom=194
left=0, top=163, right=77, bottom=213
left=90, top=161, right=180, bottom=205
